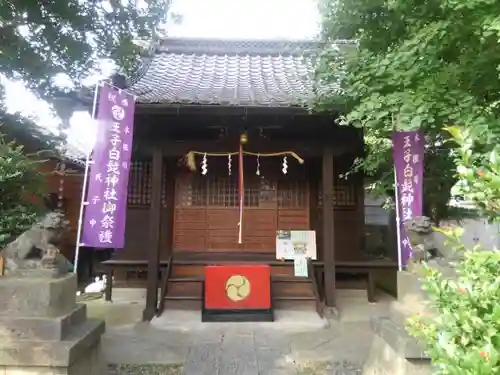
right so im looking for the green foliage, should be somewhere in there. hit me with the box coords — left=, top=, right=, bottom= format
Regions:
left=406, top=125, right=500, bottom=374
left=316, top=0, right=500, bottom=220
left=0, top=0, right=169, bottom=241
left=1, top=0, right=168, bottom=94
left=447, top=126, right=500, bottom=222
left=0, top=136, right=46, bottom=248
left=407, top=229, right=500, bottom=374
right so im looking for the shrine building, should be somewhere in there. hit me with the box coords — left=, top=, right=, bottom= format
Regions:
left=95, top=37, right=392, bottom=321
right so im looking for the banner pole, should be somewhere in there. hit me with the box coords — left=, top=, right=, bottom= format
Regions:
left=394, top=169, right=403, bottom=271
left=73, top=82, right=100, bottom=276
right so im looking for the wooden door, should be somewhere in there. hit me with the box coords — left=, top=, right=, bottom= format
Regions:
left=173, top=158, right=310, bottom=253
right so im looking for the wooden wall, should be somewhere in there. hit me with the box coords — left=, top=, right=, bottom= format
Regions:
left=173, top=157, right=309, bottom=253
left=112, top=158, right=173, bottom=262
left=116, top=153, right=364, bottom=262
left=312, top=157, right=365, bottom=261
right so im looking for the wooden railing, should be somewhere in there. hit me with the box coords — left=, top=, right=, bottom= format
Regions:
left=157, top=254, right=173, bottom=315
left=308, top=258, right=323, bottom=317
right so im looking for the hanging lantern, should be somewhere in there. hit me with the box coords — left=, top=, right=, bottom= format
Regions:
left=201, top=153, right=208, bottom=175
left=256, top=154, right=260, bottom=176
left=282, top=156, right=288, bottom=175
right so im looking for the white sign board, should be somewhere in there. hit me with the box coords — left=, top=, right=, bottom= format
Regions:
left=293, top=257, right=308, bottom=277
left=276, top=230, right=317, bottom=260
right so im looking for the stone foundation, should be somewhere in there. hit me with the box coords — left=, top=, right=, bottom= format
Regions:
left=362, top=271, right=433, bottom=375
left=363, top=335, right=431, bottom=375
left=1, top=341, right=104, bottom=375
left=0, top=273, right=105, bottom=375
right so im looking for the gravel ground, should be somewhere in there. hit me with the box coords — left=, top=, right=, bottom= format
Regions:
left=108, top=364, right=184, bottom=375
left=297, top=361, right=363, bottom=375
left=107, top=361, right=362, bottom=375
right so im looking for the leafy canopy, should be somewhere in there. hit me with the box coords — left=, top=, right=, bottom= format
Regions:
left=407, top=127, right=500, bottom=373
left=408, top=247, right=500, bottom=374
left=1, top=0, right=168, bottom=94
left=0, top=137, right=46, bottom=248
left=0, top=0, right=169, bottom=241
left=316, top=0, right=500, bottom=220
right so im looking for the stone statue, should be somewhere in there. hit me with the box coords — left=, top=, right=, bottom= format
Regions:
left=404, top=216, right=436, bottom=264
left=0, top=211, right=70, bottom=277
left=404, top=215, right=458, bottom=277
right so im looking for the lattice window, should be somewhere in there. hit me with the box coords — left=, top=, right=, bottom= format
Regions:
left=175, top=173, right=207, bottom=207
left=128, top=160, right=151, bottom=206
left=127, top=159, right=167, bottom=206
left=278, top=179, right=307, bottom=208
left=333, top=177, right=357, bottom=207
left=207, top=175, right=238, bottom=207
left=177, top=174, right=263, bottom=208
left=176, top=172, right=310, bottom=208
left=257, top=178, right=277, bottom=207
left=176, top=156, right=309, bottom=209
left=317, top=175, right=358, bottom=208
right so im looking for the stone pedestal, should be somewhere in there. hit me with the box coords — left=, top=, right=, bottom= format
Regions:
left=363, top=271, right=432, bottom=375
left=0, top=273, right=105, bottom=375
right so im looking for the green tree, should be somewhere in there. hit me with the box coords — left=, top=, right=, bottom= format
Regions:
left=0, top=0, right=169, bottom=242
left=1, top=0, right=168, bottom=93
left=316, top=0, right=500, bottom=222
left=0, top=136, right=46, bottom=247
left=406, top=127, right=500, bottom=374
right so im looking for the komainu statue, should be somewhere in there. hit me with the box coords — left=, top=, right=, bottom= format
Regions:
left=404, top=216, right=436, bottom=263
left=0, top=211, right=70, bottom=277
left=404, top=215, right=458, bottom=277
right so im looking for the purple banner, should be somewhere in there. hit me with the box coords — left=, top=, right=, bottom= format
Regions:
left=392, top=131, right=425, bottom=268
left=82, top=83, right=136, bottom=248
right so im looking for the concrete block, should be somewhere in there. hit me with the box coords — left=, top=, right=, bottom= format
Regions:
left=370, top=316, right=428, bottom=361
left=0, top=274, right=77, bottom=318
left=397, top=271, right=427, bottom=302
left=363, top=335, right=432, bottom=375
left=0, top=319, right=104, bottom=367
left=0, top=271, right=105, bottom=375
left=0, top=305, right=87, bottom=341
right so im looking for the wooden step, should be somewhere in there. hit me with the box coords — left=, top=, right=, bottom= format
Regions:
left=273, top=295, right=316, bottom=300
left=170, top=265, right=204, bottom=278
left=274, top=299, right=319, bottom=310
left=164, top=295, right=202, bottom=300
left=272, top=281, right=315, bottom=297
left=170, top=263, right=297, bottom=278
left=158, top=255, right=322, bottom=315
left=163, top=297, right=318, bottom=311
left=272, top=276, right=311, bottom=282
left=163, top=298, right=202, bottom=310
left=167, top=279, right=202, bottom=297
left=165, top=278, right=314, bottom=298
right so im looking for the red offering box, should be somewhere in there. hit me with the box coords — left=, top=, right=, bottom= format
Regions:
left=204, top=265, right=271, bottom=310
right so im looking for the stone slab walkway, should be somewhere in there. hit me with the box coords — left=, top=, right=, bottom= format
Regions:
left=98, top=290, right=392, bottom=375
left=104, top=322, right=369, bottom=374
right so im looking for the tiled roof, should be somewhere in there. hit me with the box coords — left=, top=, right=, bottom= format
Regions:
left=63, top=143, right=86, bottom=166
left=128, top=38, right=322, bottom=107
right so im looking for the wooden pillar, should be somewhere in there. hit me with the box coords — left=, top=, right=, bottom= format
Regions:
left=322, top=143, right=336, bottom=307
left=142, top=145, right=163, bottom=321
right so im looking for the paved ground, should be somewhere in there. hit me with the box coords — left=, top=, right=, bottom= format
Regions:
left=90, top=289, right=392, bottom=375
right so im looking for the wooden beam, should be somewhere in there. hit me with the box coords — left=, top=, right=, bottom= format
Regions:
left=135, top=103, right=312, bottom=116
left=142, top=144, right=163, bottom=321
left=136, top=139, right=354, bottom=158
left=322, top=143, right=336, bottom=307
